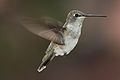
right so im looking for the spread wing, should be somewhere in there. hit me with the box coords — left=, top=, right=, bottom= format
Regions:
left=19, top=17, right=64, bottom=45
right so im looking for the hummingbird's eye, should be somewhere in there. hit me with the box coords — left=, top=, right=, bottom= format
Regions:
left=74, top=14, right=80, bottom=17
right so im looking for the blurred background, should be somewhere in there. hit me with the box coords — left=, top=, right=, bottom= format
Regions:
left=0, top=0, right=120, bottom=80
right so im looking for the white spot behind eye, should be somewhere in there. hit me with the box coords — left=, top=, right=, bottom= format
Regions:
left=73, top=14, right=79, bottom=17
left=74, top=13, right=82, bottom=17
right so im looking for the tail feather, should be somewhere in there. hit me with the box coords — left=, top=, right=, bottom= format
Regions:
left=37, top=65, right=46, bottom=72
left=37, top=52, right=55, bottom=72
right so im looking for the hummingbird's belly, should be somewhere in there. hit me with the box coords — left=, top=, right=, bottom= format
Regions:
left=63, top=35, right=79, bottom=54
left=54, top=24, right=81, bottom=56
left=54, top=34, right=80, bottom=56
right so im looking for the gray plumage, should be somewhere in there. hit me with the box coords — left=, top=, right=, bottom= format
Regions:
left=19, top=10, right=107, bottom=72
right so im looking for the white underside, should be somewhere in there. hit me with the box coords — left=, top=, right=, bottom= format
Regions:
left=54, top=36, right=79, bottom=56
left=53, top=23, right=82, bottom=56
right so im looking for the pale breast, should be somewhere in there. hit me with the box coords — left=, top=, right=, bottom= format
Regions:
left=63, top=24, right=82, bottom=54
left=63, top=36, right=79, bottom=54
left=54, top=23, right=82, bottom=56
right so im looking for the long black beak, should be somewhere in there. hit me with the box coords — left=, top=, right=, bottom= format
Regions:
left=83, top=13, right=107, bottom=17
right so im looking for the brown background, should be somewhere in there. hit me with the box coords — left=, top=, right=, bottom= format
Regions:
left=0, top=0, right=120, bottom=80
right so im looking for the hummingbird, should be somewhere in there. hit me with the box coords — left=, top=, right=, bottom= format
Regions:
left=20, top=10, right=107, bottom=72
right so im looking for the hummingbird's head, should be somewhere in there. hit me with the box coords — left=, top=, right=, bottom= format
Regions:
left=66, top=10, right=86, bottom=24
left=66, top=10, right=107, bottom=24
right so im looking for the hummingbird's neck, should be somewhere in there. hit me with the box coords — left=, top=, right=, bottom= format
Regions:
left=66, top=20, right=83, bottom=29
left=64, top=17, right=85, bottom=28
left=64, top=22, right=82, bottom=32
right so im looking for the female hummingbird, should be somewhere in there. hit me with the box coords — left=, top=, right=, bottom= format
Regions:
left=20, top=10, right=106, bottom=72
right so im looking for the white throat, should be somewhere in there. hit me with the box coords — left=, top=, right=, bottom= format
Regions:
left=67, top=17, right=85, bottom=29
left=66, top=19, right=84, bottom=31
